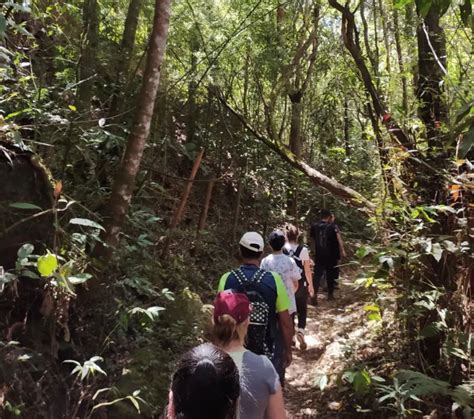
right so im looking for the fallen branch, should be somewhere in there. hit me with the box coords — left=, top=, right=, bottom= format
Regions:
left=217, top=93, right=376, bottom=213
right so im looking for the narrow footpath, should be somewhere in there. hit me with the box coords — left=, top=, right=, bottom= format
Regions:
left=285, top=277, right=389, bottom=418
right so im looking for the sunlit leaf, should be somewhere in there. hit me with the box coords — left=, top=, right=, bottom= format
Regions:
left=37, top=252, right=58, bottom=277
left=69, top=273, right=92, bottom=285
left=70, top=218, right=105, bottom=231
left=9, top=202, right=42, bottom=210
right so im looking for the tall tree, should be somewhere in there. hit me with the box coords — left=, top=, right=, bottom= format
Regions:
left=415, top=1, right=448, bottom=152
left=96, top=0, right=173, bottom=263
left=76, top=0, right=98, bottom=113
left=110, top=0, right=143, bottom=115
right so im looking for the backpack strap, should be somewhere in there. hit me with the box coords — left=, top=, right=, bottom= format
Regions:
left=232, top=268, right=266, bottom=286
left=232, top=268, right=248, bottom=287
left=251, top=268, right=266, bottom=284
left=294, top=245, right=303, bottom=258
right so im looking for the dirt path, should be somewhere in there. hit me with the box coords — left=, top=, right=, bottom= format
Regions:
left=284, top=278, right=380, bottom=418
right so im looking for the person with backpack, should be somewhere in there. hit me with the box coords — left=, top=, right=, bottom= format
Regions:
left=330, top=212, right=347, bottom=289
left=283, top=224, right=314, bottom=350
left=260, top=229, right=301, bottom=384
left=213, top=290, right=286, bottom=419
left=310, top=209, right=340, bottom=302
left=217, top=232, right=294, bottom=374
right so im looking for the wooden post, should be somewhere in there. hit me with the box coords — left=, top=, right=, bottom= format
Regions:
left=160, top=149, right=204, bottom=257
left=169, top=148, right=204, bottom=230
left=197, top=177, right=215, bottom=232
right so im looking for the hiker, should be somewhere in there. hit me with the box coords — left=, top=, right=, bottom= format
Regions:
left=310, top=209, right=341, bottom=302
left=283, top=224, right=314, bottom=350
left=217, top=232, right=294, bottom=376
left=213, top=290, right=286, bottom=419
left=330, top=212, right=347, bottom=289
left=261, top=229, right=301, bottom=383
left=167, top=343, right=240, bottom=419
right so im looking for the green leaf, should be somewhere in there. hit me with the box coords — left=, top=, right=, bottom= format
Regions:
left=315, top=373, right=328, bottom=391
left=459, top=125, right=474, bottom=158
left=353, top=370, right=372, bottom=394
left=37, top=252, right=58, bottom=277
left=431, top=243, right=443, bottom=262
left=0, top=15, right=6, bottom=35
left=69, top=273, right=92, bottom=285
left=68, top=104, right=77, bottom=112
left=416, top=0, right=433, bottom=16
left=367, top=312, right=382, bottom=321
left=69, top=218, right=105, bottom=231
left=9, top=202, right=42, bottom=210
left=394, top=0, right=414, bottom=9
left=455, top=100, right=474, bottom=123
left=5, top=108, right=32, bottom=121
left=364, top=304, right=380, bottom=312
left=21, top=270, right=40, bottom=279
left=17, top=243, right=34, bottom=259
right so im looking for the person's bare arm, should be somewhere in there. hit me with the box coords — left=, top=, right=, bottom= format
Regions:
left=267, top=385, right=286, bottom=419
left=278, top=310, right=294, bottom=367
left=336, top=231, right=346, bottom=258
left=303, top=259, right=314, bottom=297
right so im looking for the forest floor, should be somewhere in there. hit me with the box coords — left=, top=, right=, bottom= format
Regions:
left=284, top=274, right=392, bottom=418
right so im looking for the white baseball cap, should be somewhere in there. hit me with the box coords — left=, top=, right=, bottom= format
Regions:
left=239, top=232, right=264, bottom=252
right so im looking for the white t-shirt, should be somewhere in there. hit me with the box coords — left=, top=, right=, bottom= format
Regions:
left=261, top=254, right=300, bottom=314
left=283, top=243, right=310, bottom=264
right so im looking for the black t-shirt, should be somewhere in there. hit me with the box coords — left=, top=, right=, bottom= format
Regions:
left=310, top=221, right=340, bottom=262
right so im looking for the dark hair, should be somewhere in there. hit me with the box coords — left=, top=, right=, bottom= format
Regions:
left=239, top=244, right=262, bottom=260
left=171, top=343, right=240, bottom=419
left=320, top=209, right=331, bottom=219
left=285, top=224, right=300, bottom=242
left=268, top=234, right=285, bottom=251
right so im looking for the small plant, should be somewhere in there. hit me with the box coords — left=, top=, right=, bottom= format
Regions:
left=64, top=356, right=107, bottom=381
left=375, top=370, right=473, bottom=418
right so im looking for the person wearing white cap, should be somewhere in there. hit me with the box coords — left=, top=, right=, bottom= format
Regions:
left=217, top=232, right=294, bottom=374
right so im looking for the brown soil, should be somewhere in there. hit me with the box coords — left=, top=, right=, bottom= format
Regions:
left=284, top=278, right=385, bottom=418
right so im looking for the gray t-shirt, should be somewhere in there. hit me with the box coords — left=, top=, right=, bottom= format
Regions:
left=228, top=350, right=280, bottom=419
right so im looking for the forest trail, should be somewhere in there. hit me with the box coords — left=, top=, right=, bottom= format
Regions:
left=285, top=276, right=381, bottom=418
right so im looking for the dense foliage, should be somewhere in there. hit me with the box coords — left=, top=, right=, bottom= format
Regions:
left=0, top=0, right=472, bottom=417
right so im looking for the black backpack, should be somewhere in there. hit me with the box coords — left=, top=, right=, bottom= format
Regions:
left=315, top=222, right=330, bottom=257
left=231, top=268, right=273, bottom=357
left=283, top=245, right=306, bottom=286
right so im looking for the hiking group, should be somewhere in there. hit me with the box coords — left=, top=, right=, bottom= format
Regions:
left=167, top=209, right=346, bottom=419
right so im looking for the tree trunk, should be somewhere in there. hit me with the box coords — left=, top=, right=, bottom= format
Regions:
left=110, top=0, right=143, bottom=115
left=360, top=0, right=378, bottom=76
left=187, top=26, right=200, bottom=146
left=372, top=0, right=381, bottom=75
left=96, top=0, right=172, bottom=264
left=76, top=0, right=98, bottom=113
left=287, top=91, right=303, bottom=216
left=343, top=97, right=351, bottom=158
left=393, top=9, right=408, bottom=113
left=416, top=7, right=447, bottom=150
left=289, top=91, right=303, bottom=157
left=378, top=0, right=391, bottom=74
